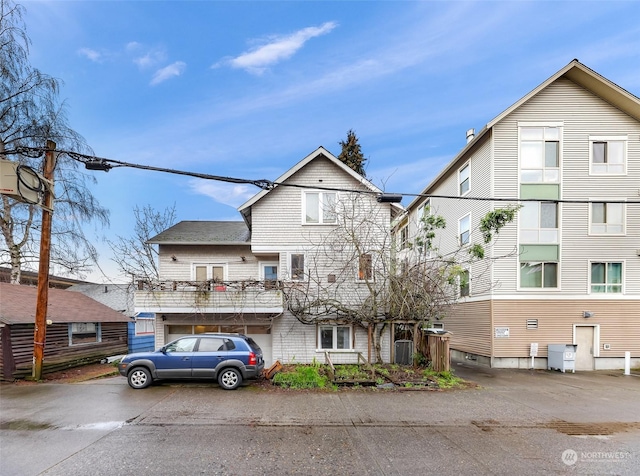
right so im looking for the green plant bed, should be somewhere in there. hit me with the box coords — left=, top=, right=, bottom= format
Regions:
left=272, top=365, right=333, bottom=389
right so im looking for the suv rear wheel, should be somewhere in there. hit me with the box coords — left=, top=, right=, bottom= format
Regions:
left=218, top=368, right=242, bottom=390
left=128, top=367, right=152, bottom=389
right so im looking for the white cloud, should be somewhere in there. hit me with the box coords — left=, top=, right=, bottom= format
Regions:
left=77, top=47, right=102, bottom=62
left=150, top=61, right=186, bottom=85
left=218, top=21, right=338, bottom=75
left=188, top=180, right=256, bottom=208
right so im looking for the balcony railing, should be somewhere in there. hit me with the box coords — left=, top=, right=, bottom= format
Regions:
left=134, top=280, right=284, bottom=314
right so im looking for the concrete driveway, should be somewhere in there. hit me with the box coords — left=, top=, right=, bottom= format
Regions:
left=1, top=362, right=638, bottom=475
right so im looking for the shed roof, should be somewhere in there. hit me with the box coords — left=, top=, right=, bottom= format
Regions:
left=147, top=221, right=250, bottom=245
left=0, top=282, right=130, bottom=325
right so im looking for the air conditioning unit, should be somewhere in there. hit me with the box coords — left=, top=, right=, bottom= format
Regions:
left=0, top=159, right=46, bottom=204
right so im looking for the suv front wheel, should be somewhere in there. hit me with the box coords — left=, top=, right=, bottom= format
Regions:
left=218, top=368, right=242, bottom=390
left=128, top=367, right=152, bottom=389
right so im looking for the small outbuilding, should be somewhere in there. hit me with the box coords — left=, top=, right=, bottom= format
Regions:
left=0, top=282, right=130, bottom=380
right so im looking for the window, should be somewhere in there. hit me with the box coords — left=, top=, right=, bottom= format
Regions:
left=70, top=322, right=100, bottom=345
left=459, top=214, right=470, bottom=245
left=459, top=269, right=470, bottom=297
left=290, top=253, right=305, bottom=281
left=165, top=337, right=198, bottom=352
left=417, top=199, right=431, bottom=220
left=319, top=325, right=352, bottom=350
left=261, top=263, right=278, bottom=289
left=399, top=225, right=408, bottom=250
left=459, top=163, right=470, bottom=196
left=194, top=264, right=225, bottom=282
left=590, top=137, right=626, bottom=174
left=590, top=202, right=625, bottom=234
left=520, top=126, right=560, bottom=183
left=197, top=337, right=225, bottom=352
left=358, top=253, right=372, bottom=281
left=304, top=191, right=337, bottom=224
left=520, top=201, right=558, bottom=243
left=590, top=262, right=622, bottom=293
left=520, top=262, right=558, bottom=288
left=135, top=318, right=154, bottom=335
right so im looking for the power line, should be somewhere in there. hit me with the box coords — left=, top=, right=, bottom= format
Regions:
left=3, top=146, right=638, bottom=205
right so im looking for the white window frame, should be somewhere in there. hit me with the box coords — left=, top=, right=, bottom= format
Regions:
left=519, top=124, right=562, bottom=183
left=459, top=214, right=471, bottom=246
left=302, top=191, right=338, bottom=225
left=399, top=225, right=408, bottom=250
left=416, top=199, right=433, bottom=257
left=458, top=162, right=470, bottom=196
left=459, top=268, right=470, bottom=298
left=259, top=261, right=279, bottom=280
left=589, top=200, right=626, bottom=235
left=589, top=136, right=627, bottom=175
left=317, top=324, right=353, bottom=351
left=288, top=253, right=306, bottom=281
left=589, top=261, right=624, bottom=294
left=192, top=263, right=227, bottom=282
left=519, top=261, right=559, bottom=290
left=519, top=201, right=559, bottom=243
left=135, top=318, right=155, bottom=336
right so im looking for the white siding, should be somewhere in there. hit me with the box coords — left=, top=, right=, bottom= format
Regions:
left=492, top=78, right=640, bottom=296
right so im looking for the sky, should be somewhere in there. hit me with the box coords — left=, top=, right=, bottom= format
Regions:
left=18, top=0, right=640, bottom=283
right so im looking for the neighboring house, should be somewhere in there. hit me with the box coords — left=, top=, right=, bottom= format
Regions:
left=135, top=147, right=401, bottom=366
left=69, top=283, right=155, bottom=353
left=0, top=266, right=88, bottom=289
left=0, top=282, right=130, bottom=380
left=397, top=60, right=640, bottom=370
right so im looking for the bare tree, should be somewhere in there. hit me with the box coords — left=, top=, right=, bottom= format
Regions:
left=108, top=204, right=177, bottom=282
left=283, top=192, right=518, bottom=363
left=0, top=0, right=109, bottom=283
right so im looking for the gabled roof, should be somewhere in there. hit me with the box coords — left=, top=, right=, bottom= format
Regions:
left=147, top=221, right=250, bottom=245
left=0, top=282, right=130, bottom=325
left=406, top=59, right=640, bottom=210
left=238, top=146, right=383, bottom=214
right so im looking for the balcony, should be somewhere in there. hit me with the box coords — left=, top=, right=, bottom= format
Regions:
left=134, top=280, right=284, bottom=314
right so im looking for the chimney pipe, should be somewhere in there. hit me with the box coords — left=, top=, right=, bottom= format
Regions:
left=466, top=128, right=475, bottom=143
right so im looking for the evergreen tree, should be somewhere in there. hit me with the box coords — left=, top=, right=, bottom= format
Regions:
left=337, top=129, right=367, bottom=177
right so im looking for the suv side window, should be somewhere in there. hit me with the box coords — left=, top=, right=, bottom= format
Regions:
left=197, top=338, right=225, bottom=352
left=223, top=339, right=236, bottom=351
left=165, top=337, right=198, bottom=353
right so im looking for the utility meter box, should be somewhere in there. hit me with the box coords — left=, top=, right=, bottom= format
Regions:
left=547, top=344, right=577, bottom=373
left=0, top=159, right=44, bottom=204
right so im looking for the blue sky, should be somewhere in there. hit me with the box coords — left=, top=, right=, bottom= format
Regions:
left=21, top=0, right=640, bottom=283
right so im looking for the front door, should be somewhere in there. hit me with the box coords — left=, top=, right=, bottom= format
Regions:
left=575, top=326, right=595, bottom=371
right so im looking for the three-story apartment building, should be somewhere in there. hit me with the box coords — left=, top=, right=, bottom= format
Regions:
left=398, top=60, right=639, bottom=370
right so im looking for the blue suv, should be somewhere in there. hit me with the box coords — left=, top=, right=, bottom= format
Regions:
left=118, top=333, right=264, bottom=390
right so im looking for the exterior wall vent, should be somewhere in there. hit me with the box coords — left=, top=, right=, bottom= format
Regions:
left=526, top=319, right=538, bottom=329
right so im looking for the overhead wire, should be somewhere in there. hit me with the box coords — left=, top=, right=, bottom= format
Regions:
left=2, top=145, right=638, bottom=205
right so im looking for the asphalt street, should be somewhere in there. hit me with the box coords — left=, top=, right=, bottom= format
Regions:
left=1, top=362, right=639, bottom=475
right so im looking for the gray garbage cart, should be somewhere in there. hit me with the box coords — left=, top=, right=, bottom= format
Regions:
left=547, top=344, right=577, bottom=373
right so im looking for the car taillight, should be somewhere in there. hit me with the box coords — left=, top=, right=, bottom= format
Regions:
left=248, top=352, right=257, bottom=365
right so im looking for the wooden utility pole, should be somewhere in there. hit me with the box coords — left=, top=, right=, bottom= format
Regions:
left=32, top=140, right=56, bottom=380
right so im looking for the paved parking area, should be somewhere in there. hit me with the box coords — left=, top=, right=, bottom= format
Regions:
left=1, top=362, right=639, bottom=475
